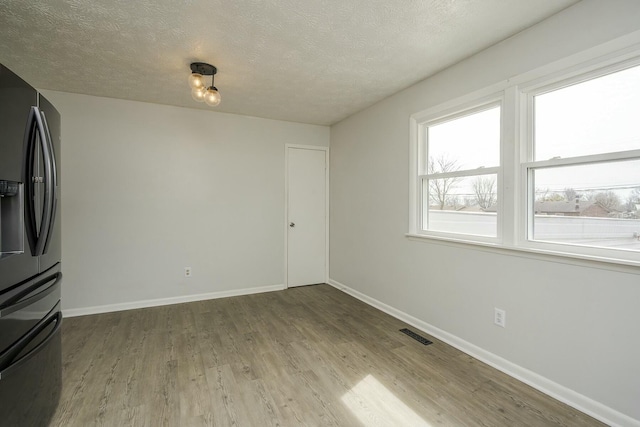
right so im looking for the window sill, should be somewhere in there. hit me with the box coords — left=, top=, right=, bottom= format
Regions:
left=405, top=233, right=640, bottom=275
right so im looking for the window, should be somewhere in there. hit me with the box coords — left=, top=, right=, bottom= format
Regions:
left=523, top=62, right=640, bottom=261
left=410, top=48, right=640, bottom=267
left=416, top=101, right=501, bottom=241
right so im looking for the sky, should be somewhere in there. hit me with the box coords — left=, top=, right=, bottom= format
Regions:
left=533, top=64, right=640, bottom=199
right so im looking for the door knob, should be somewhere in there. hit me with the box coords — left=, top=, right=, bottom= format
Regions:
left=289, top=222, right=295, bottom=227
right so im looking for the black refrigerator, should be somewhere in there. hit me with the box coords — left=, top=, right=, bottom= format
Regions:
left=0, top=64, right=62, bottom=425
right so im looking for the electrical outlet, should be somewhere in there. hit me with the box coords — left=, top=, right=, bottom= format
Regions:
left=494, top=308, right=506, bottom=328
left=184, top=267, right=192, bottom=278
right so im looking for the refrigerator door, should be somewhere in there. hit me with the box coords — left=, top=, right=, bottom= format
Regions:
left=0, top=65, right=38, bottom=292
left=0, top=301, right=62, bottom=426
left=0, top=65, right=35, bottom=182
left=37, top=95, right=61, bottom=273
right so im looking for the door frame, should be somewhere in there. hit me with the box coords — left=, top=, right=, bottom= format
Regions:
left=284, top=144, right=329, bottom=288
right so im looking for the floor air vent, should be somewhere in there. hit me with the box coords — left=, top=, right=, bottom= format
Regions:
left=400, top=328, right=433, bottom=346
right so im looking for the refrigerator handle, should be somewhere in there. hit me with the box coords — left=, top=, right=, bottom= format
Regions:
left=40, top=111, right=57, bottom=255
left=0, top=307, right=62, bottom=380
left=0, top=272, right=61, bottom=318
left=22, top=106, right=39, bottom=256
left=32, top=107, right=54, bottom=257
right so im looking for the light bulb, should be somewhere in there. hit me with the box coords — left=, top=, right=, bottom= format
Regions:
left=188, top=73, right=205, bottom=89
left=191, top=86, right=206, bottom=102
left=204, top=87, right=221, bottom=106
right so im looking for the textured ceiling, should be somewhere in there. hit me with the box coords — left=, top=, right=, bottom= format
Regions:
left=0, top=0, right=578, bottom=125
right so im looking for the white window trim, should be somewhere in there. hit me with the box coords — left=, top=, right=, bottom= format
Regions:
left=410, top=94, right=504, bottom=244
left=517, top=56, right=640, bottom=265
left=408, top=38, right=640, bottom=273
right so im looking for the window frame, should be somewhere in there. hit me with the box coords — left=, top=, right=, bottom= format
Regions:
left=408, top=43, right=640, bottom=270
left=411, top=94, right=504, bottom=244
left=518, top=57, right=640, bottom=264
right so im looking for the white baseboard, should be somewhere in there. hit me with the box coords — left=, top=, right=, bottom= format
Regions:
left=327, top=278, right=639, bottom=427
left=63, top=284, right=286, bottom=318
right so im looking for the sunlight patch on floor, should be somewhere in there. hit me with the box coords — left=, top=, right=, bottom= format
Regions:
left=341, top=374, right=432, bottom=427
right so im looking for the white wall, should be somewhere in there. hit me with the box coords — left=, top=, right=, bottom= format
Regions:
left=40, top=91, right=328, bottom=312
left=330, top=1, right=640, bottom=425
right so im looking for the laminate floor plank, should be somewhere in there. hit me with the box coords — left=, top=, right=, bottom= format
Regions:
left=50, top=284, right=604, bottom=426
left=327, top=340, right=460, bottom=423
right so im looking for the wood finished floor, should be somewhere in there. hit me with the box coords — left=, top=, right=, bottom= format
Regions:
left=50, top=284, right=603, bottom=426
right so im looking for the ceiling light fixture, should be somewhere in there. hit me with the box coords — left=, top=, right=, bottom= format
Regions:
left=188, top=62, right=221, bottom=107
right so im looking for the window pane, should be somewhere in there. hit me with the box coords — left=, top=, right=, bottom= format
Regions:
left=534, top=64, right=640, bottom=160
left=427, top=106, right=500, bottom=173
left=422, top=175, right=497, bottom=237
left=531, top=160, right=640, bottom=252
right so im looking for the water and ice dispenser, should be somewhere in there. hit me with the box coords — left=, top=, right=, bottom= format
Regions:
left=0, top=179, right=23, bottom=259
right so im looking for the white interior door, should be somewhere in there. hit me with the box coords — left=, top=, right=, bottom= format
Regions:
left=286, top=146, right=327, bottom=287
